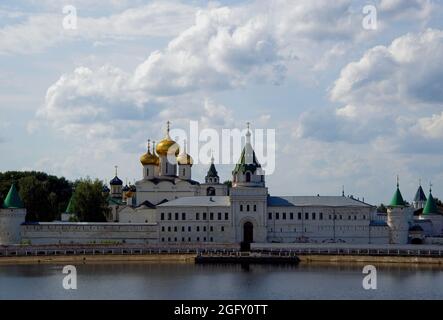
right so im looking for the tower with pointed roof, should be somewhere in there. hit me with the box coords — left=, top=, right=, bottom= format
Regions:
left=386, top=177, right=411, bottom=244
left=230, top=123, right=268, bottom=246
left=413, top=180, right=427, bottom=209
left=421, top=184, right=443, bottom=236
left=201, top=151, right=228, bottom=196
left=0, top=183, right=27, bottom=244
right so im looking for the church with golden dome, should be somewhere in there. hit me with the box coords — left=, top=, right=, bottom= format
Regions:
left=3, top=122, right=442, bottom=247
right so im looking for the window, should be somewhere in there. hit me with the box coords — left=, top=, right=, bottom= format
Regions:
left=340, top=215, right=343, bottom=220
left=246, top=172, right=251, bottom=182
left=203, top=226, right=207, bottom=232
left=348, top=215, right=351, bottom=220
left=247, top=205, right=250, bottom=212
left=210, top=212, right=214, bottom=220
left=204, top=237, right=207, bottom=242
left=254, top=205, right=257, bottom=212
left=290, top=213, right=294, bottom=220
left=283, top=212, right=287, bottom=220
left=161, top=226, right=165, bottom=232
left=320, top=213, right=323, bottom=220
left=161, top=213, right=165, bottom=220
left=305, top=212, right=309, bottom=220
left=240, top=205, right=243, bottom=212
left=168, top=237, right=171, bottom=241
left=221, top=226, right=224, bottom=232
left=312, top=213, right=316, bottom=220
left=168, top=213, right=171, bottom=220
left=175, top=213, right=179, bottom=220
left=174, top=237, right=177, bottom=242
left=210, top=226, right=214, bottom=232
left=218, top=212, right=222, bottom=220
left=188, top=237, right=191, bottom=242
left=197, top=226, right=200, bottom=232
left=168, top=226, right=171, bottom=232
left=210, top=237, right=214, bottom=242
left=268, top=212, right=272, bottom=220
left=203, top=212, right=207, bottom=220
left=197, top=237, right=200, bottom=242
left=146, top=168, right=149, bottom=176
left=162, top=238, right=165, bottom=242
left=188, top=226, right=191, bottom=232
left=363, top=215, right=366, bottom=220
left=276, top=212, right=280, bottom=220
left=225, top=212, right=229, bottom=220
left=182, top=226, right=185, bottom=232
left=196, top=212, right=200, bottom=220
left=174, top=226, right=177, bottom=232
left=298, top=212, right=302, bottom=220
left=182, top=212, right=186, bottom=220
left=182, top=237, right=185, bottom=242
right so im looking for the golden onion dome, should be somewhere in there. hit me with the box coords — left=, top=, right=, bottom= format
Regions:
left=156, top=121, right=179, bottom=156
left=177, top=140, right=193, bottom=165
left=140, top=140, right=159, bottom=166
left=125, top=190, right=134, bottom=198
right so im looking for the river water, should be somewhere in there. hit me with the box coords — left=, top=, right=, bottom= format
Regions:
left=0, top=262, right=442, bottom=299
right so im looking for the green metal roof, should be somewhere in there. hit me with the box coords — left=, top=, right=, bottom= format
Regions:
left=423, top=192, right=438, bottom=215
left=389, top=187, right=405, bottom=207
left=207, top=163, right=218, bottom=178
left=65, top=197, right=75, bottom=214
left=232, top=146, right=261, bottom=175
left=2, top=183, right=24, bottom=209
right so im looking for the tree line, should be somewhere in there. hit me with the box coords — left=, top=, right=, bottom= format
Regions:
left=0, top=171, right=108, bottom=222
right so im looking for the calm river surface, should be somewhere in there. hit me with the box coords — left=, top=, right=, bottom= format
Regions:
left=0, top=262, right=442, bottom=299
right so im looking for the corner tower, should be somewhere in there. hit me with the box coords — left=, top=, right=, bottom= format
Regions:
left=386, top=178, right=410, bottom=244
left=0, top=183, right=26, bottom=244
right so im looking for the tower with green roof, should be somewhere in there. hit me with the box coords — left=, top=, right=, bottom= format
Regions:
left=61, top=195, right=77, bottom=222
left=386, top=177, right=410, bottom=245
left=0, top=183, right=27, bottom=245
left=422, top=184, right=443, bottom=237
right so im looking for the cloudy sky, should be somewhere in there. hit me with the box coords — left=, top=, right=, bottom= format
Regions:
left=1, top=0, right=443, bottom=205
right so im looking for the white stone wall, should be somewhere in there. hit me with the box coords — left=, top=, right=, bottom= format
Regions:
left=119, top=207, right=156, bottom=224
left=21, top=223, right=158, bottom=245
left=387, top=207, right=410, bottom=244
left=157, top=206, right=233, bottom=243
left=135, top=180, right=199, bottom=206
left=0, top=208, right=26, bottom=245
left=266, top=206, right=378, bottom=244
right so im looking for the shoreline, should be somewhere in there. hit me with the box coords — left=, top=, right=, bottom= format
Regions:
left=1, top=253, right=443, bottom=266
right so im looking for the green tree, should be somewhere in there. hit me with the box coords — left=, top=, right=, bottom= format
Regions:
left=0, top=171, right=72, bottom=222
left=71, top=178, right=109, bottom=222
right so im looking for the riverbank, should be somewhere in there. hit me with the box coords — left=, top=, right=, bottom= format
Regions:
left=0, top=253, right=196, bottom=265
left=1, top=252, right=443, bottom=266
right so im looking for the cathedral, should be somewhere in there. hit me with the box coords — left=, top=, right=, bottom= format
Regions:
left=1, top=123, right=443, bottom=246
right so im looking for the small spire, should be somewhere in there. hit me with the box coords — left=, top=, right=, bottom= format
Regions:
left=246, top=122, right=252, bottom=144
left=430, top=181, right=433, bottom=194
left=152, top=141, right=156, bottom=154
left=165, top=121, right=171, bottom=138
left=147, top=139, right=151, bottom=152
left=397, top=175, right=399, bottom=188
left=211, top=149, right=214, bottom=164
left=342, top=185, right=345, bottom=197
left=115, top=165, right=118, bottom=177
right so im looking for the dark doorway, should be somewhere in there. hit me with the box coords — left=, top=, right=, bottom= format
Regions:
left=411, top=238, right=423, bottom=245
left=241, top=222, right=253, bottom=251
left=246, top=172, right=251, bottom=182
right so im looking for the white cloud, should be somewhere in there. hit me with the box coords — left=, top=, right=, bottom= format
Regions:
left=298, top=29, right=443, bottom=151
left=0, top=1, right=198, bottom=55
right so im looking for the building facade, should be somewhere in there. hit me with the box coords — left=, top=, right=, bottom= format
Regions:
left=1, top=123, right=442, bottom=246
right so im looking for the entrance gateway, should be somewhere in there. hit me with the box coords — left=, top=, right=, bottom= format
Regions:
left=241, top=222, right=254, bottom=251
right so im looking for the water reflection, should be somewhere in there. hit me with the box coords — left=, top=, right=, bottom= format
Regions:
left=0, top=262, right=442, bottom=300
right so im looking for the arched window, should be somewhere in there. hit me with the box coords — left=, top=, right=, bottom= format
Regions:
left=207, top=187, right=216, bottom=196
left=246, top=172, right=251, bottom=182
left=146, top=168, right=149, bottom=176
left=182, top=168, right=186, bottom=176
